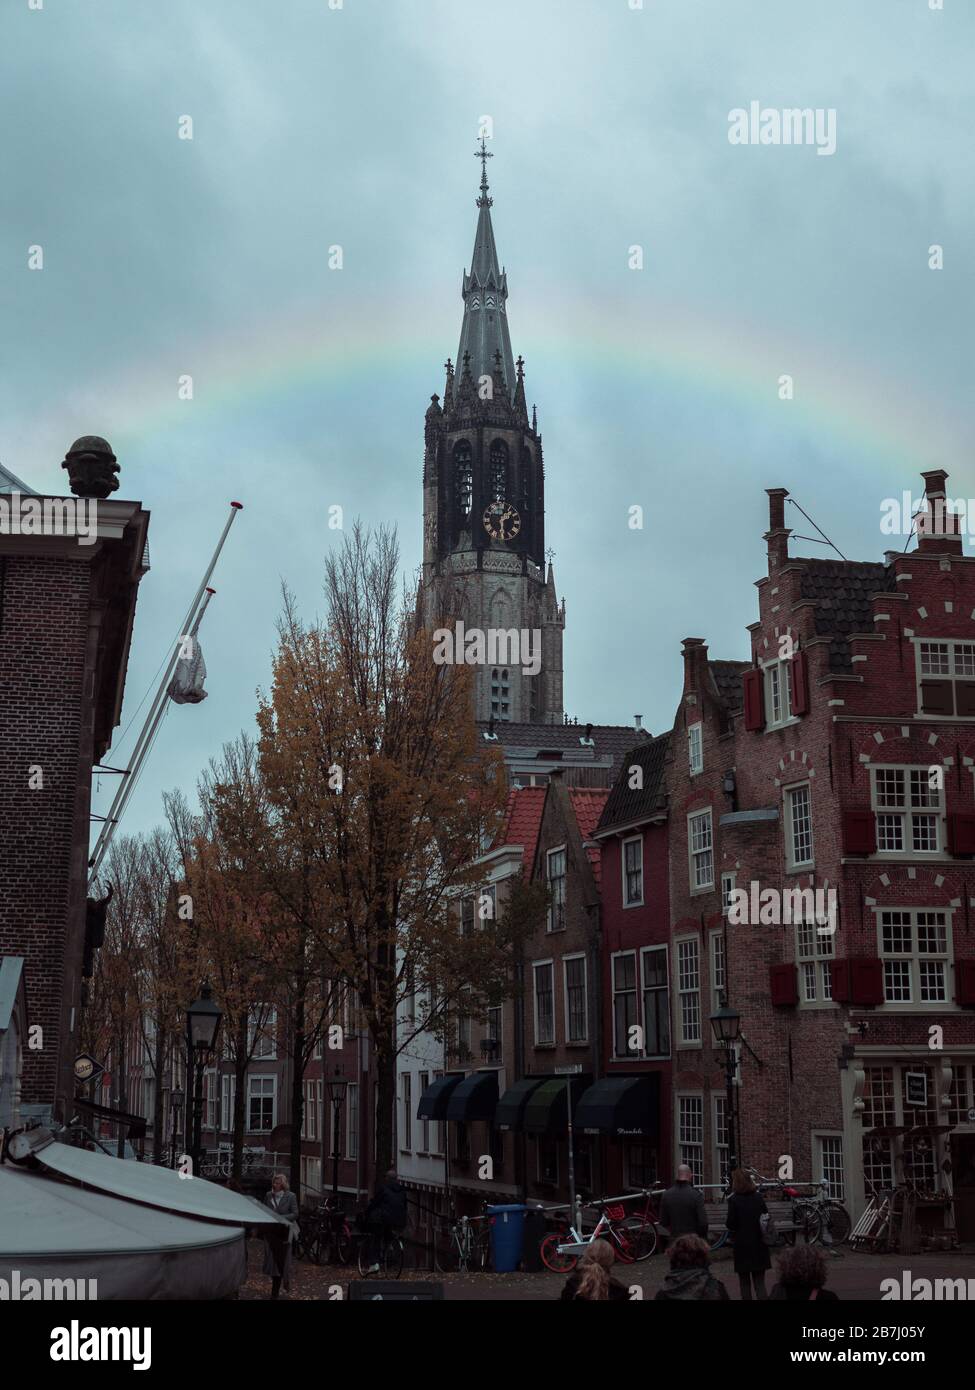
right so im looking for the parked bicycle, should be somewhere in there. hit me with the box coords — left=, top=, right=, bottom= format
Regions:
left=356, top=1225, right=405, bottom=1279
left=540, top=1192, right=657, bottom=1273
left=296, top=1198, right=354, bottom=1266
left=735, top=1167, right=851, bottom=1246
left=434, top=1212, right=490, bottom=1273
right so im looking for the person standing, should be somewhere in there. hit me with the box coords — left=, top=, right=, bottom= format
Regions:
left=659, top=1163, right=709, bottom=1241
left=559, top=1239, right=632, bottom=1301
left=654, top=1235, right=729, bottom=1301
left=725, top=1168, right=771, bottom=1300
left=263, top=1172, right=298, bottom=1299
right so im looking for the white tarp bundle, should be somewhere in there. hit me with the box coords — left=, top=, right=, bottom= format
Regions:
left=0, top=1141, right=289, bottom=1300
left=167, top=636, right=208, bottom=704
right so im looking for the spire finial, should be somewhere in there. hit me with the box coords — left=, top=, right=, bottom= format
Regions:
left=475, top=136, right=494, bottom=208
left=516, top=355, right=525, bottom=380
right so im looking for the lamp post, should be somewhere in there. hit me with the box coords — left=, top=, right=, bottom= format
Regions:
left=710, top=996, right=742, bottom=1179
left=186, top=983, right=222, bottom=1174
left=170, top=1087, right=184, bottom=1169
left=325, top=1067, right=349, bottom=1228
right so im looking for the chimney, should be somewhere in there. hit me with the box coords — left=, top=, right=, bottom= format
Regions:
left=634, top=714, right=643, bottom=731
left=916, top=469, right=963, bottom=556
left=681, top=637, right=709, bottom=698
left=765, top=487, right=791, bottom=571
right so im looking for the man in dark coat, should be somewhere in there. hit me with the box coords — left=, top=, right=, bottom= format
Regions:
left=363, top=1169, right=408, bottom=1271
left=659, top=1164, right=709, bottom=1242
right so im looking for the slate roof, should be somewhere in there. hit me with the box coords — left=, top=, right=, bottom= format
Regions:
left=568, top=789, right=610, bottom=887
left=480, top=720, right=651, bottom=777
left=708, top=659, right=749, bottom=711
left=798, top=558, right=895, bottom=670
left=492, top=787, right=547, bottom=869
left=0, top=462, right=37, bottom=495
left=595, top=732, right=671, bottom=835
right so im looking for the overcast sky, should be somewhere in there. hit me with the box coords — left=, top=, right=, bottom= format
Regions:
left=1, top=0, right=972, bottom=843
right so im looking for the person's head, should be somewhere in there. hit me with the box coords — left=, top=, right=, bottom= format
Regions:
left=272, top=1173, right=289, bottom=1193
left=574, top=1238, right=616, bottom=1300
left=676, top=1163, right=693, bottom=1183
left=776, top=1243, right=827, bottom=1290
left=668, top=1234, right=711, bottom=1272
left=731, top=1168, right=756, bottom=1195
left=385, top=1168, right=397, bottom=1185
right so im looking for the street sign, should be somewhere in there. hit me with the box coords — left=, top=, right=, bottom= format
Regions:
left=905, top=1071, right=928, bottom=1107
left=74, top=1054, right=104, bottom=1084
left=554, top=1064, right=583, bottom=1075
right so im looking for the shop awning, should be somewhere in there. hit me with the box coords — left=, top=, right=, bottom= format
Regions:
left=416, top=1073, right=465, bottom=1121
left=575, top=1074, right=660, bottom=1138
left=524, top=1076, right=591, bottom=1136
left=495, top=1077, right=546, bottom=1132
left=445, top=1070, right=499, bottom=1122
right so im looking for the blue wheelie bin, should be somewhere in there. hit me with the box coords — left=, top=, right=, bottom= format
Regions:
left=487, top=1204, right=528, bottom=1272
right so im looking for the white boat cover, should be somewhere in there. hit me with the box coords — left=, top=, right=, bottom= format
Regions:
left=30, top=1139, right=282, bottom=1230
left=0, top=1166, right=246, bottom=1300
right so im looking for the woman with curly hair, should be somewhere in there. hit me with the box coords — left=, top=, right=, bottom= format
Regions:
left=654, top=1234, right=729, bottom=1301
left=560, top=1238, right=632, bottom=1301
left=769, top=1242, right=839, bottom=1301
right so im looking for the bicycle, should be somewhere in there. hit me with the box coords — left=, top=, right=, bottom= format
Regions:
left=356, top=1225, right=405, bottom=1279
left=434, top=1212, right=490, bottom=1273
left=296, top=1199, right=354, bottom=1265
left=540, top=1193, right=658, bottom=1273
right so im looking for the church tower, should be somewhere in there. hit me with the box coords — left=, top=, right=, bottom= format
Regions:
left=421, top=144, right=565, bottom=726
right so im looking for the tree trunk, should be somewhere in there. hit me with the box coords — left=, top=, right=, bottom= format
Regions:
left=373, top=1038, right=395, bottom=1182
left=232, top=1017, right=248, bottom=1183
left=153, top=1028, right=167, bottom=1163
left=290, top=984, right=306, bottom=1207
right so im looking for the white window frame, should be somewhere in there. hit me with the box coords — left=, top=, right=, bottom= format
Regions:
left=418, top=1071, right=430, bottom=1153
left=913, top=637, right=975, bottom=719
left=677, top=1092, right=704, bottom=1184
left=720, top=871, right=736, bottom=918
left=247, top=1074, right=276, bottom=1134
left=346, top=1082, right=359, bottom=1160
left=676, top=936, right=702, bottom=1047
left=220, top=1074, right=235, bottom=1134
left=532, top=959, right=556, bottom=1046
left=813, top=1132, right=845, bottom=1201
left=640, top=944, right=670, bottom=1059
left=688, top=808, right=714, bottom=893
left=562, top=953, right=588, bottom=1043
left=709, top=928, right=726, bottom=1015
left=763, top=656, right=794, bottom=729
left=875, top=907, right=954, bottom=1010
left=546, top=847, right=567, bottom=933
left=688, top=722, right=703, bottom=776
left=400, top=1072, right=412, bottom=1153
left=611, top=949, right=638, bottom=1059
left=784, top=782, right=814, bottom=870
left=713, top=1092, right=729, bottom=1185
left=622, top=835, right=644, bottom=907
left=795, top=916, right=835, bottom=1008
left=870, top=764, right=944, bottom=857
left=249, top=1006, right=277, bottom=1061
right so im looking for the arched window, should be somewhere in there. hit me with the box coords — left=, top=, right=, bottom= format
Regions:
left=489, top=439, right=509, bottom=503
left=454, top=441, right=473, bottom=517
left=519, top=447, right=532, bottom=513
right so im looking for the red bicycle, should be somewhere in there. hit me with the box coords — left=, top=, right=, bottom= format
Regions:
left=540, top=1191, right=658, bottom=1273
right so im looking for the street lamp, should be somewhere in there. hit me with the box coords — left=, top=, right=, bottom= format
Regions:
left=186, top=983, right=222, bottom=1174
left=170, top=1087, right=184, bottom=1169
left=325, top=1067, right=349, bottom=1227
left=710, top=996, right=741, bottom=1178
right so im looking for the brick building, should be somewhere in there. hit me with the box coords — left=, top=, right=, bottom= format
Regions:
left=0, top=448, right=148, bottom=1122
left=667, top=471, right=975, bottom=1233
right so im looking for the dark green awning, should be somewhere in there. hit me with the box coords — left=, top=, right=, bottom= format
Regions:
left=445, top=1070, right=499, bottom=1122
left=524, top=1076, right=591, bottom=1136
left=575, top=1074, right=660, bottom=1138
left=416, top=1073, right=464, bottom=1121
left=494, top=1077, right=546, bottom=1132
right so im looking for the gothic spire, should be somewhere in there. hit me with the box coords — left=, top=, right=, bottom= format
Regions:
left=456, top=141, right=517, bottom=400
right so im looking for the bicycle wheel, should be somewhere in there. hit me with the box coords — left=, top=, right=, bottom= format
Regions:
left=823, top=1203, right=851, bottom=1245
left=540, top=1233, right=577, bottom=1274
left=708, top=1227, right=729, bottom=1251
left=334, top=1225, right=353, bottom=1265
left=383, top=1237, right=404, bottom=1279
left=357, top=1239, right=377, bottom=1277
left=626, top=1221, right=658, bottom=1262
left=434, top=1229, right=460, bottom=1273
left=798, top=1206, right=823, bottom=1244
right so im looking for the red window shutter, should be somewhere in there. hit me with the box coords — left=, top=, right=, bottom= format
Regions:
left=957, top=683, right=975, bottom=718
left=769, top=962, right=798, bottom=1006
left=947, top=812, right=975, bottom=856
left=790, top=650, right=810, bottom=716
left=743, top=668, right=765, bottom=731
left=956, top=960, right=975, bottom=1007
left=832, top=957, right=884, bottom=1006
left=849, top=957, right=885, bottom=1006
left=842, top=808, right=876, bottom=856
left=919, top=679, right=954, bottom=716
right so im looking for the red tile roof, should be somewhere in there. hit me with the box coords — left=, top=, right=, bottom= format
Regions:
left=568, top=789, right=610, bottom=886
left=493, top=787, right=547, bottom=870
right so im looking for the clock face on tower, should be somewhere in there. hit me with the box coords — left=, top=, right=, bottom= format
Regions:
left=482, top=500, right=521, bottom=543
